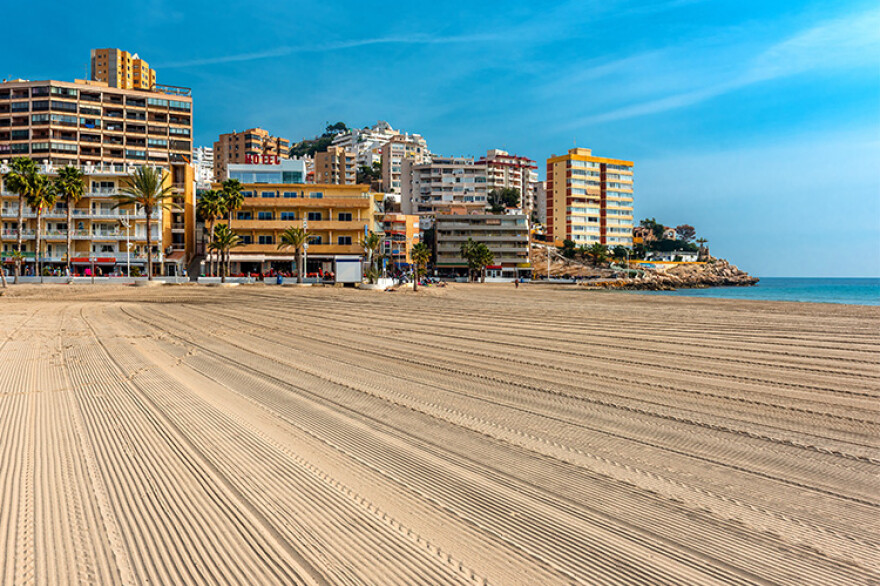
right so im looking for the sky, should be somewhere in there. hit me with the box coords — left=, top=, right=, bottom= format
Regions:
left=2, top=0, right=878, bottom=277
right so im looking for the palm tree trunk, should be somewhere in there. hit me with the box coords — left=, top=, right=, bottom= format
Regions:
left=0, top=207, right=6, bottom=288
left=208, top=219, right=215, bottom=276
left=145, top=205, right=153, bottom=280
left=296, top=246, right=303, bottom=284
left=220, top=246, right=226, bottom=283
left=35, top=208, right=42, bottom=283
left=413, top=262, right=418, bottom=292
left=15, top=195, right=23, bottom=284
left=66, top=197, right=73, bottom=278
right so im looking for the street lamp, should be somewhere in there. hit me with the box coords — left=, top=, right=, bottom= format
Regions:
left=302, top=218, right=308, bottom=282
left=118, top=212, right=131, bottom=277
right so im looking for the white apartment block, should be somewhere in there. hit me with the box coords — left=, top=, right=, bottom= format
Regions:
left=331, top=120, right=401, bottom=168
left=401, top=156, right=489, bottom=218
left=191, top=146, right=214, bottom=187
left=381, top=134, right=430, bottom=199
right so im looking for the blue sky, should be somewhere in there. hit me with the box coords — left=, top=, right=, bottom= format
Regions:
left=3, top=0, right=878, bottom=276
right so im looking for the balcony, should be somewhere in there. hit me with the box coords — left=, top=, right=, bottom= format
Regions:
left=231, top=219, right=367, bottom=231
left=236, top=243, right=363, bottom=256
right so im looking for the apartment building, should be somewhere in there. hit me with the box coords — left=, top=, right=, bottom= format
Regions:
left=379, top=213, right=420, bottom=266
left=0, top=78, right=193, bottom=167
left=401, top=156, right=489, bottom=218
left=546, top=147, right=634, bottom=248
left=381, top=133, right=430, bottom=198
left=192, top=146, right=214, bottom=187
left=212, top=128, right=290, bottom=181
left=476, top=149, right=539, bottom=216
left=0, top=162, right=191, bottom=276
left=210, top=159, right=378, bottom=276
left=91, top=48, right=156, bottom=90
left=314, top=146, right=356, bottom=185
left=434, top=214, right=530, bottom=279
left=332, top=120, right=405, bottom=168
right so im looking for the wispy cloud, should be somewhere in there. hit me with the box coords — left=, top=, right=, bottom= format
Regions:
left=158, top=33, right=501, bottom=68
left=573, top=7, right=880, bottom=125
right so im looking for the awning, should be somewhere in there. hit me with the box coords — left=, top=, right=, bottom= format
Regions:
left=164, top=251, right=186, bottom=262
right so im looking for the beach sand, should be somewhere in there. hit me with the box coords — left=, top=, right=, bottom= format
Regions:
left=1, top=283, right=877, bottom=585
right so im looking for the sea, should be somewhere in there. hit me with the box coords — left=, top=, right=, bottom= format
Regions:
left=638, top=277, right=880, bottom=306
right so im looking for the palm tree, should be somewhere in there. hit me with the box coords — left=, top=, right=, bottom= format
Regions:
left=696, top=237, right=709, bottom=260
left=54, top=166, right=85, bottom=277
left=196, top=189, right=226, bottom=276
left=3, top=157, right=38, bottom=283
left=411, top=242, right=431, bottom=292
left=585, top=243, right=608, bottom=267
left=209, top=223, right=242, bottom=283
left=221, top=178, right=244, bottom=225
left=473, top=243, right=494, bottom=283
left=277, top=226, right=309, bottom=283
left=459, top=238, right=479, bottom=282
left=361, top=230, right=382, bottom=284
left=114, top=166, right=176, bottom=280
left=25, top=174, right=57, bottom=283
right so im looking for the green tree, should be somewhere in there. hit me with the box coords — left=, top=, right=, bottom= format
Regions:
left=558, top=238, right=577, bottom=259
left=585, top=243, right=608, bottom=266
left=411, top=242, right=431, bottom=292
left=278, top=226, right=309, bottom=283
left=197, top=189, right=226, bottom=276
left=3, top=157, right=38, bottom=283
left=221, top=179, right=244, bottom=225
left=114, top=166, right=176, bottom=280
left=54, top=166, right=86, bottom=277
left=26, top=173, right=57, bottom=283
left=675, top=224, right=696, bottom=242
left=361, top=230, right=382, bottom=283
left=473, top=242, right=494, bottom=283
left=612, top=245, right=629, bottom=263
left=487, top=188, right=520, bottom=213
left=208, top=223, right=242, bottom=283
left=459, top=238, right=479, bottom=281
left=640, top=217, right=665, bottom=240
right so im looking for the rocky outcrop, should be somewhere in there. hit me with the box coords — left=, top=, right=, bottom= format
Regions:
left=581, top=258, right=758, bottom=290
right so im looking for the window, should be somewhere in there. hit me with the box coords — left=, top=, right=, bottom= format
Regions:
left=337, top=212, right=352, bottom=222
left=147, top=138, right=167, bottom=148
left=337, top=236, right=352, bottom=245
left=10, top=102, right=29, bottom=112
left=260, top=191, right=275, bottom=198
left=240, top=235, right=253, bottom=244
left=307, top=212, right=322, bottom=221
left=309, top=192, right=323, bottom=199
left=236, top=211, right=252, bottom=220
left=257, top=211, right=274, bottom=220
left=258, top=235, right=274, bottom=245
left=308, top=235, right=322, bottom=244
left=282, top=191, right=298, bottom=198
left=280, top=212, right=296, bottom=221
left=242, top=191, right=255, bottom=198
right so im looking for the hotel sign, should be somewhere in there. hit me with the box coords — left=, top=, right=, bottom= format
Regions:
left=245, top=154, right=281, bottom=165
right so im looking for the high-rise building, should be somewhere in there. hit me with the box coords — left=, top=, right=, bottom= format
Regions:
left=546, top=147, right=634, bottom=248
left=401, top=156, right=489, bottom=217
left=379, top=213, right=420, bottom=267
left=209, top=159, right=379, bottom=277
left=91, top=48, right=156, bottom=90
left=212, top=128, right=290, bottom=182
left=314, top=146, right=356, bottom=185
left=476, top=149, right=539, bottom=216
left=0, top=77, right=196, bottom=274
left=380, top=134, right=430, bottom=197
left=331, top=120, right=405, bottom=168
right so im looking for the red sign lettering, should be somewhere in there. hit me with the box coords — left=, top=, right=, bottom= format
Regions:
left=244, top=154, right=280, bottom=165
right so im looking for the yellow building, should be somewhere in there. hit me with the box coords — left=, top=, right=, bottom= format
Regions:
left=380, top=213, right=420, bottom=265
left=314, top=146, right=356, bottom=185
left=91, top=49, right=156, bottom=90
left=210, top=160, right=378, bottom=276
left=212, top=128, right=291, bottom=182
left=1, top=163, right=192, bottom=276
left=546, top=147, right=634, bottom=248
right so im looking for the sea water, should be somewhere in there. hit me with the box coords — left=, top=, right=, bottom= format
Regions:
left=638, top=277, right=880, bottom=306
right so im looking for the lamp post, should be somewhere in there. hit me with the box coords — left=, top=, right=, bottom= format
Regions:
left=302, top=218, right=308, bottom=282
left=119, top=213, right=131, bottom=277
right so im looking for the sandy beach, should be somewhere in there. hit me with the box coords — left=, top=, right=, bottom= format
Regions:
left=0, top=283, right=877, bottom=585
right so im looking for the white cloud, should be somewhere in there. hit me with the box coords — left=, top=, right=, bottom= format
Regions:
left=571, top=7, right=880, bottom=125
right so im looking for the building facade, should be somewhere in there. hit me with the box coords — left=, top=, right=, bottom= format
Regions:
left=434, top=214, right=530, bottom=278
left=0, top=162, right=187, bottom=276
left=91, top=48, right=156, bottom=90
left=191, top=146, right=214, bottom=188
left=210, top=159, right=378, bottom=276
left=380, top=133, right=430, bottom=198
left=212, top=128, right=290, bottom=182
left=331, top=120, right=409, bottom=168
left=476, top=149, right=539, bottom=216
left=546, top=147, right=634, bottom=248
left=401, top=156, right=489, bottom=218
left=314, top=146, right=356, bottom=185
left=379, top=213, right=420, bottom=267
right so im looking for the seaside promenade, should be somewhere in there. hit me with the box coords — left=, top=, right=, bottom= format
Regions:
left=0, top=284, right=877, bottom=585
